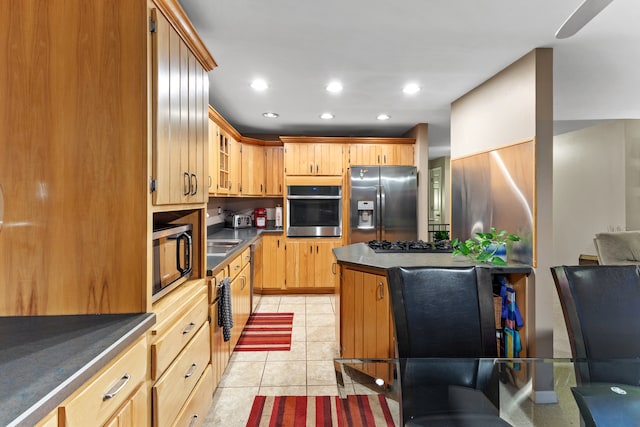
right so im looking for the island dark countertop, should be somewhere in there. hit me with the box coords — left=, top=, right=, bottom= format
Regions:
left=0, top=312, right=155, bottom=427
left=333, top=242, right=532, bottom=274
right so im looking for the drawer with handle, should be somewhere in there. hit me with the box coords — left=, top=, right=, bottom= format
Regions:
left=152, top=322, right=210, bottom=427
left=59, top=337, right=147, bottom=426
left=171, top=364, right=214, bottom=427
left=228, top=253, right=243, bottom=280
left=151, top=293, right=208, bottom=380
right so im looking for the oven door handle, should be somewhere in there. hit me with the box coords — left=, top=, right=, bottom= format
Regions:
left=286, top=195, right=342, bottom=200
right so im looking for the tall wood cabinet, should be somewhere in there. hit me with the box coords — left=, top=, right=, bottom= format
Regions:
left=152, top=7, right=209, bottom=205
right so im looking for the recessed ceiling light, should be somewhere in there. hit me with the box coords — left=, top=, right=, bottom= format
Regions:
left=320, top=113, right=334, bottom=120
left=262, top=112, right=279, bottom=118
left=377, top=114, right=391, bottom=121
left=326, top=81, right=343, bottom=93
left=251, top=79, right=269, bottom=91
left=402, top=83, right=421, bottom=94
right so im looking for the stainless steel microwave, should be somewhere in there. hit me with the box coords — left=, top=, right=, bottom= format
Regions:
left=152, top=223, right=193, bottom=301
left=286, top=185, right=342, bottom=237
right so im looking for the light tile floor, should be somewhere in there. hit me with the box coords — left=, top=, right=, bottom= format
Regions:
left=203, top=295, right=579, bottom=427
left=203, top=295, right=345, bottom=427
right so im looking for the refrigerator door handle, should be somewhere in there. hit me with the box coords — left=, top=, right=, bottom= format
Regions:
left=379, top=184, right=386, bottom=240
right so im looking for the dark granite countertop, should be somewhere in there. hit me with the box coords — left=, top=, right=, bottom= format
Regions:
left=0, top=312, right=155, bottom=427
left=333, top=242, right=532, bottom=274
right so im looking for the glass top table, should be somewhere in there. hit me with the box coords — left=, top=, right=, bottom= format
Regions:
left=334, top=358, right=640, bottom=427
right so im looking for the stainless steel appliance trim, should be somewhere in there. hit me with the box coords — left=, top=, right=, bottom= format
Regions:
left=286, top=195, right=342, bottom=200
left=152, top=223, right=193, bottom=239
left=286, top=226, right=342, bottom=237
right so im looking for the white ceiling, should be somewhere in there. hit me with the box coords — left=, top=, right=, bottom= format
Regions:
left=179, top=0, right=640, bottom=158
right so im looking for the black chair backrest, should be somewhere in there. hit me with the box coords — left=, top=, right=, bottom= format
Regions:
left=551, top=265, right=640, bottom=384
left=387, top=266, right=497, bottom=358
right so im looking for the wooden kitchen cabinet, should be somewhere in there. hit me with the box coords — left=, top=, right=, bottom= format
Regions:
left=348, top=143, right=414, bottom=166
left=283, top=142, right=344, bottom=176
left=261, top=234, right=286, bottom=290
left=104, top=385, right=147, bottom=427
left=339, top=267, right=393, bottom=382
left=285, top=239, right=340, bottom=289
left=59, top=337, right=148, bottom=427
left=228, top=135, right=242, bottom=195
left=152, top=322, right=210, bottom=427
left=228, top=249, right=251, bottom=350
left=209, top=268, right=231, bottom=389
left=265, top=146, right=284, bottom=195
left=152, top=8, right=209, bottom=205
left=208, top=114, right=219, bottom=195
left=241, top=143, right=265, bottom=196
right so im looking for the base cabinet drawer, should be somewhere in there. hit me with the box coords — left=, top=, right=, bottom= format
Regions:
left=59, top=338, right=147, bottom=426
left=153, top=322, right=211, bottom=427
left=151, top=294, right=208, bottom=380
left=172, top=364, right=213, bottom=427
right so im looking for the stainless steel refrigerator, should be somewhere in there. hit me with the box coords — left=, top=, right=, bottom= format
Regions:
left=349, top=166, right=418, bottom=243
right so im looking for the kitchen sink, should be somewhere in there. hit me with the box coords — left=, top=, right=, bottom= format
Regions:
left=207, top=238, right=243, bottom=255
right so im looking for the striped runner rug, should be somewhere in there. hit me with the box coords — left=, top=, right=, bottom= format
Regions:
left=235, top=312, right=294, bottom=352
left=246, top=395, right=396, bottom=427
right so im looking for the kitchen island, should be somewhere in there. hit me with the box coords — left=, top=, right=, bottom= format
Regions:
left=333, top=243, right=533, bottom=376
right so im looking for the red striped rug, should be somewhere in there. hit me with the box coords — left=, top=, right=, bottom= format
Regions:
left=235, top=312, right=294, bottom=352
left=246, top=395, right=396, bottom=427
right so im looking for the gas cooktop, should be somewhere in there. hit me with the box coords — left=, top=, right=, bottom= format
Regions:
left=367, top=240, right=453, bottom=253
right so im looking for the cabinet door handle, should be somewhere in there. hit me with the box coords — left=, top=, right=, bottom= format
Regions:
left=182, top=321, right=196, bottom=335
left=185, top=363, right=197, bottom=378
left=103, top=374, right=130, bottom=400
left=378, top=281, right=384, bottom=299
left=260, top=183, right=263, bottom=193
left=191, top=173, right=197, bottom=196
left=208, top=176, right=212, bottom=188
left=277, top=239, right=280, bottom=248
left=234, top=265, right=240, bottom=271
left=309, top=164, right=313, bottom=173
left=310, top=245, right=313, bottom=253
left=384, top=154, right=387, bottom=164
left=316, top=245, right=319, bottom=254
left=331, top=263, right=336, bottom=275
left=279, top=184, right=282, bottom=193
left=316, top=164, right=319, bottom=173
left=183, top=172, right=190, bottom=195
left=377, top=154, right=381, bottom=164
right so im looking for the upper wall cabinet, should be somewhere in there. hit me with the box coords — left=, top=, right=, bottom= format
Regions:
left=152, top=8, right=209, bottom=205
left=283, top=142, right=344, bottom=176
left=348, top=143, right=415, bottom=166
left=265, top=146, right=284, bottom=196
left=208, top=114, right=219, bottom=195
left=241, top=143, right=265, bottom=196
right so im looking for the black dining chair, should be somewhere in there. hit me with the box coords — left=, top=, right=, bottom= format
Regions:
left=387, top=266, right=511, bottom=427
left=551, top=265, right=640, bottom=384
left=551, top=265, right=640, bottom=427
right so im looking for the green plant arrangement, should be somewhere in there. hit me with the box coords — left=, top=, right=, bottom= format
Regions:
left=433, top=230, right=449, bottom=241
left=451, top=227, right=521, bottom=266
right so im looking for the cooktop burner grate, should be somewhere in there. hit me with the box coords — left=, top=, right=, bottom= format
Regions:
left=367, top=239, right=452, bottom=253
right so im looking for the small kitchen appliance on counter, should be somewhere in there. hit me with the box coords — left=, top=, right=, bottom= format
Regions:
left=225, top=214, right=252, bottom=229
left=254, top=208, right=267, bottom=229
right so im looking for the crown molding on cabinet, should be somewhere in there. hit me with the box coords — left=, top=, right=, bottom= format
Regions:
left=279, top=136, right=416, bottom=145
left=152, top=0, right=217, bottom=71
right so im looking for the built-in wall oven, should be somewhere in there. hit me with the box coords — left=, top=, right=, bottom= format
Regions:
left=286, top=185, right=342, bottom=237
